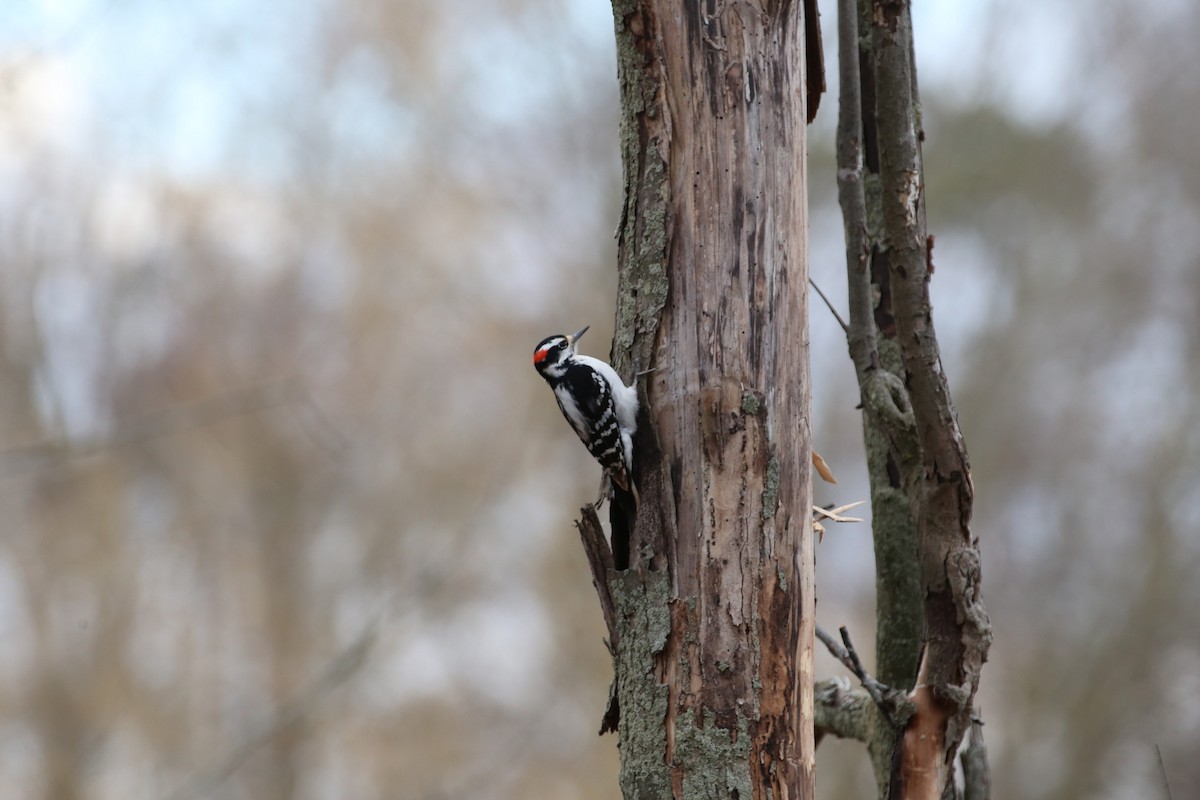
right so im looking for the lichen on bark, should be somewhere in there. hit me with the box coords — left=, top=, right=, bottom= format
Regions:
left=610, top=0, right=669, bottom=379
left=761, top=455, right=781, bottom=520
left=673, top=713, right=754, bottom=800
left=610, top=570, right=672, bottom=800
left=612, top=151, right=668, bottom=377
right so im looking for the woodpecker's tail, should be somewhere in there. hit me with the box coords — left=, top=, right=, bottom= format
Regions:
left=608, top=465, right=638, bottom=507
left=609, top=475, right=637, bottom=570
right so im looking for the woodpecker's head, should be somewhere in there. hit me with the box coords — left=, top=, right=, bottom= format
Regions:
left=533, top=326, right=588, bottom=377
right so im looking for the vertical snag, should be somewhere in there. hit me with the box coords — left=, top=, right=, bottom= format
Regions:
left=582, top=1, right=817, bottom=797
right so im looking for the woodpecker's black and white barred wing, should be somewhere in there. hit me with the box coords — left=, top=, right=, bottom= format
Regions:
left=553, top=362, right=634, bottom=491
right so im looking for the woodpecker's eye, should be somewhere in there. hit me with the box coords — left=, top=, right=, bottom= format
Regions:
left=532, top=335, right=570, bottom=368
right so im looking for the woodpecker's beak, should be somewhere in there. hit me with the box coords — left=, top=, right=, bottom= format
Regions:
left=568, top=326, right=590, bottom=351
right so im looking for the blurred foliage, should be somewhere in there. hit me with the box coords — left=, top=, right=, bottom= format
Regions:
left=0, top=1, right=1196, bottom=799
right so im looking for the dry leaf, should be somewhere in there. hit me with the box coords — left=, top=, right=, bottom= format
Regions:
left=812, top=450, right=838, bottom=484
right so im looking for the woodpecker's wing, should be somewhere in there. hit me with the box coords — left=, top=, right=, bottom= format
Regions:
left=553, top=363, right=633, bottom=489
left=574, top=354, right=638, bottom=435
left=551, top=365, right=607, bottom=438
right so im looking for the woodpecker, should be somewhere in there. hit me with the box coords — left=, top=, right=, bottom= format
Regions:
left=533, top=326, right=639, bottom=506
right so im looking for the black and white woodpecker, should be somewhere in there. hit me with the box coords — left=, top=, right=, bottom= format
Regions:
left=533, top=326, right=639, bottom=507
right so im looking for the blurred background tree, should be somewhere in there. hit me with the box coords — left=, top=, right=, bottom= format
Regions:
left=0, top=1, right=1196, bottom=799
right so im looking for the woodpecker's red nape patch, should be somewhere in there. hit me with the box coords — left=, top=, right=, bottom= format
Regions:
left=533, top=348, right=549, bottom=364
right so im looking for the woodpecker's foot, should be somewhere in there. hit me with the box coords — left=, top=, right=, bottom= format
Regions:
left=595, top=475, right=613, bottom=509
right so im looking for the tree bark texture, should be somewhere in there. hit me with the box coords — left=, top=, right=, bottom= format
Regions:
left=825, top=0, right=993, bottom=797
left=870, top=5, right=991, bottom=798
left=592, top=1, right=817, bottom=798
left=833, top=0, right=925, bottom=792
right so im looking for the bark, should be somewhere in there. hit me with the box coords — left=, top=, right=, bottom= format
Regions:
left=835, top=0, right=923, bottom=793
left=582, top=1, right=818, bottom=798
left=814, top=679, right=871, bottom=743
left=826, top=1, right=992, bottom=797
left=869, top=4, right=991, bottom=796
left=841, top=0, right=923, bottom=695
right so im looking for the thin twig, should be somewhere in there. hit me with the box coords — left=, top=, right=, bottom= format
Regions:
left=1156, top=743, right=1175, bottom=800
left=809, top=278, right=849, bottom=332
left=816, top=624, right=896, bottom=727
left=838, top=626, right=872, bottom=686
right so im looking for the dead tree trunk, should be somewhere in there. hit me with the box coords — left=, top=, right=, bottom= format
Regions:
left=576, top=1, right=820, bottom=798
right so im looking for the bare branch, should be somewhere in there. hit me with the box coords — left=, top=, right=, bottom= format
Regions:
left=817, top=625, right=885, bottom=715
left=809, top=278, right=848, bottom=332
left=576, top=505, right=619, bottom=651
left=816, top=625, right=912, bottom=729
left=576, top=504, right=621, bottom=734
